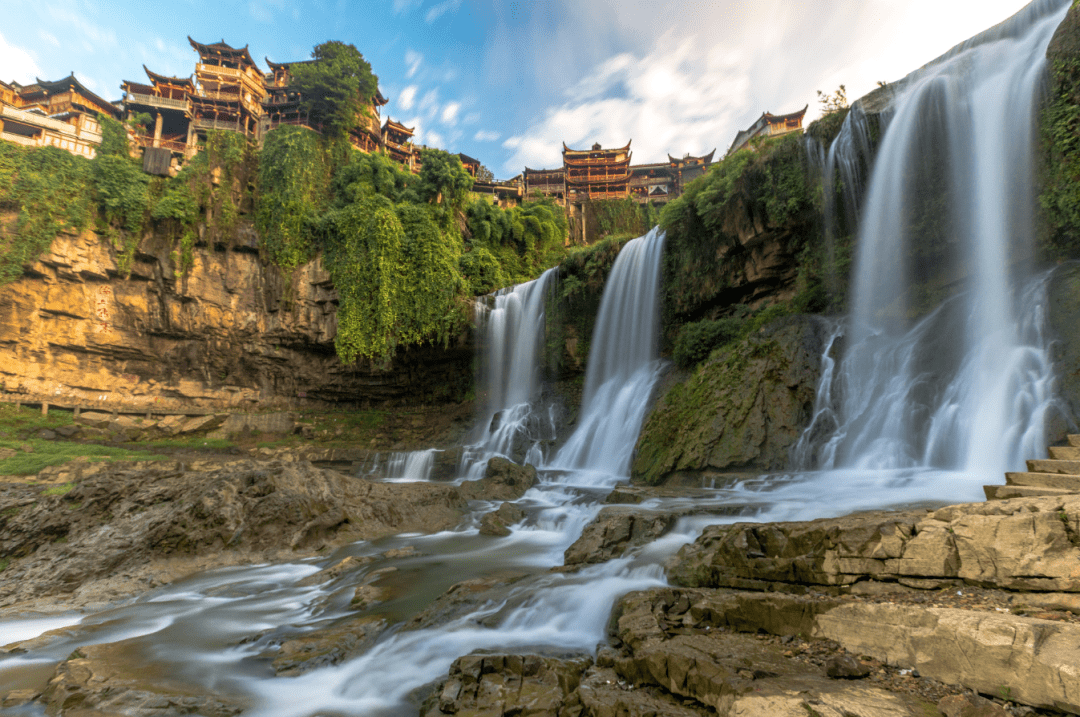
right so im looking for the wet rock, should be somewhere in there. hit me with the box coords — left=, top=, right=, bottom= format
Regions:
left=938, top=693, right=1010, bottom=717
left=668, top=496, right=1080, bottom=593
left=36, top=429, right=57, bottom=441
left=351, top=567, right=397, bottom=608
left=825, top=653, right=872, bottom=679
left=421, top=653, right=592, bottom=717
left=271, top=616, right=387, bottom=676
left=406, top=574, right=530, bottom=632
left=564, top=508, right=677, bottom=564
left=40, top=642, right=243, bottom=716
left=295, top=555, right=376, bottom=587
left=479, top=501, right=526, bottom=536
left=55, top=424, right=80, bottom=438
left=0, top=458, right=471, bottom=607
left=459, top=457, right=537, bottom=502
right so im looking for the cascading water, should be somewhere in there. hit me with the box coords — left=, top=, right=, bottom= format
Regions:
left=459, top=267, right=558, bottom=478
left=549, top=227, right=666, bottom=476
left=793, top=0, right=1069, bottom=498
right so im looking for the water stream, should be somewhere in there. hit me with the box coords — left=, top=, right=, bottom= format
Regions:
left=1, top=3, right=1075, bottom=714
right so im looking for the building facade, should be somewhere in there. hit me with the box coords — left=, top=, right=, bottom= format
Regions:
left=726, top=105, right=808, bottom=156
left=0, top=74, right=119, bottom=159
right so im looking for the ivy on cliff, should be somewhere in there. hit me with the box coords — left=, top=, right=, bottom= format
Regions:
left=0, top=143, right=93, bottom=283
left=464, top=195, right=567, bottom=287
left=255, top=126, right=330, bottom=269
left=1041, top=56, right=1080, bottom=258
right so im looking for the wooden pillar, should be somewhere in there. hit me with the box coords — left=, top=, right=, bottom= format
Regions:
left=153, top=112, right=163, bottom=148
left=74, top=406, right=81, bottom=419
left=41, top=402, right=49, bottom=416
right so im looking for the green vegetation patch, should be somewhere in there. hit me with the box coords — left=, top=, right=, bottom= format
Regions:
left=0, top=439, right=169, bottom=476
left=0, top=403, right=75, bottom=437
left=42, top=482, right=75, bottom=496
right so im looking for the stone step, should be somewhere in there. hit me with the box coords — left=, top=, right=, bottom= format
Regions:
left=1026, top=459, right=1080, bottom=475
left=1067, top=435, right=1080, bottom=448
left=1048, top=445, right=1080, bottom=460
left=984, top=484, right=1077, bottom=500
left=1005, top=472, right=1080, bottom=491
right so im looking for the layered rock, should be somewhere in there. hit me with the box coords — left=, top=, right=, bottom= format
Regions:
left=0, top=228, right=473, bottom=411
left=667, top=495, right=1080, bottom=593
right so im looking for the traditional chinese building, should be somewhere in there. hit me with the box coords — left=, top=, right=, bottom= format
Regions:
left=0, top=74, right=117, bottom=158
left=382, top=118, right=417, bottom=171
left=563, top=141, right=632, bottom=203
left=523, top=167, right=565, bottom=203
left=188, top=37, right=268, bottom=140
left=457, top=153, right=480, bottom=179
left=727, top=105, right=808, bottom=156
left=120, top=66, right=193, bottom=155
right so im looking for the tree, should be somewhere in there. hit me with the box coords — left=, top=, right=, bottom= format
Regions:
left=290, top=41, right=379, bottom=139
left=476, top=164, right=495, bottom=183
left=417, top=148, right=473, bottom=213
left=816, top=85, right=848, bottom=115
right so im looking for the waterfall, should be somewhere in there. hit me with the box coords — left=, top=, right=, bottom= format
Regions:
left=799, top=0, right=1069, bottom=479
left=549, top=227, right=666, bottom=476
left=460, top=267, right=558, bottom=477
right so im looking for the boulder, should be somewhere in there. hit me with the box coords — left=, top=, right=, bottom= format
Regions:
left=479, top=502, right=526, bottom=536
left=563, top=508, right=677, bottom=565
left=458, top=457, right=537, bottom=502
left=271, top=615, right=387, bottom=677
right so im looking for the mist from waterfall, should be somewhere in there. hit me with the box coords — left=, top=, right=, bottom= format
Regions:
left=796, top=0, right=1069, bottom=486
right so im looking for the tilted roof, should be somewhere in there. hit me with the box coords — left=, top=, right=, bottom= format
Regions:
left=189, top=37, right=258, bottom=69
left=25, top=73, right=120, bottom=117
left=144, top=65, right=195, bottom=89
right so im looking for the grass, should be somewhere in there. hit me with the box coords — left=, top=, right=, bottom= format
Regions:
left=42, top=482, right=75, bottom=496
left=0, top=439, right=171, bottom=476
left=0, top=402, right=75, bottom=437
left=0, top=557, right=9, bottom=572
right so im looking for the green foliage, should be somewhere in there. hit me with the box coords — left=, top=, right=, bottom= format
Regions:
left=417, top=148, right=473, bottom=215
left=579, top=198, right=657, bottom=243
left=559, top=235, right=627, bottom=301
left=659, top=132, right=816, bottom=326
left=464, top=196, right=568, bottom=288
left=332, top=150, right=417, bottom=205
left=460, top=246, right=507, bottom=295
left=817, top=85, right=848, bottom=114
left=1040, top=57, right=1080, bottom=259
left=97, top=114, right=130, bottom=158
left=0, top=143, right=93, bottom=284
left=805, top=108, right=850, bottom=147
left=290, top=40, right=379, bottom=139
left=672, top=316, right=746, bottom=368
left=42, top=482, right=75, bottom=496
left=256, top=125, right=329, bottom=268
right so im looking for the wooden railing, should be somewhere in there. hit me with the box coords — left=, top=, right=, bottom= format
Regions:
left=197, top=63, right=242, bottom=79
left=133, top=134, right=187, bottom=152
left=127, top=92, right=188, bottom=110
left=1, top=104, right=72, bottom=133
left=192, top=118, right=240, bottom=132
left=564, top=155, right=629, bottom=166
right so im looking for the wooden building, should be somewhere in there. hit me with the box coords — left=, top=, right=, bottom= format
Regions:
left=120, top=66, right=193, bottom=155
left=457, top=153, right=480, bottom=178
left=188, top=37, right=267, bottom=140
left=727, top=105, right=808, bottom=156
left=382, top=118, right=417, bottom=172
left=523, top=167, right=565, bottom=204
left=563, top=141, right=632, bottom=203
left=0, top=74, right=117, bottom=158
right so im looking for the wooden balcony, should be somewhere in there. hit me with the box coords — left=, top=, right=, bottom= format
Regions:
left=192, top=118, right=241, bottom=132
left=133, top=134, right=188, bottom=153
left=1, top=104, right=72, bottom=134
left=197, top=63, right=242, bottom=79
left=563, top=155, right=629, bottom=166
left=126, top=92, right=188, bottom=111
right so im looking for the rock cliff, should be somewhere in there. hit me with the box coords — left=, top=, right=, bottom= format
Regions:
left=0, top=225, right=473, bottom=411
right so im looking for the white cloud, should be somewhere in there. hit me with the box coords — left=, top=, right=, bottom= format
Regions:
left=393, top=0, right=421, bottom=12
left=441, top=102, right=460, bottom=125
left=46, top=6, right=117, bottom=49
left=405, top=49, right=423, bottom=78
left=425, top=0, right=462, bottom=23
left=0, top=30, right=41, bottom=84
left=490, top=0, right=1035, bottom=175
left=475, top=130, right=500, bottom=142
left=425, top=129, right=446, bottom=147
left=39, top=31, right=61, bottom=48
left=464, top=112, right=481, bottom=125
left=419, top=89, right=439, bottom=113
left=398, top=85, right=418, bottom=111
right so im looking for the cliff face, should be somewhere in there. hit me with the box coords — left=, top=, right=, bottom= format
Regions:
left=0, top=224, right=473, bottom=411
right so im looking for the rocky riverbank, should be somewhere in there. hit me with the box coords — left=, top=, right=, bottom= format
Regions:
left=0, top=455, right=536, bottom=612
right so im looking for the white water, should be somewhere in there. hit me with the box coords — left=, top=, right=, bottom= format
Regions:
left=460, top=267, right=559, bottom=478
left=548, top=227, right=666, bottom=475
left=795, top=0, right=1069, bottom=490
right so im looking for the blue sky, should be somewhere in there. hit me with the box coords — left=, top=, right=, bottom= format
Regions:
left=2, top=0, right=1035, bottom=177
